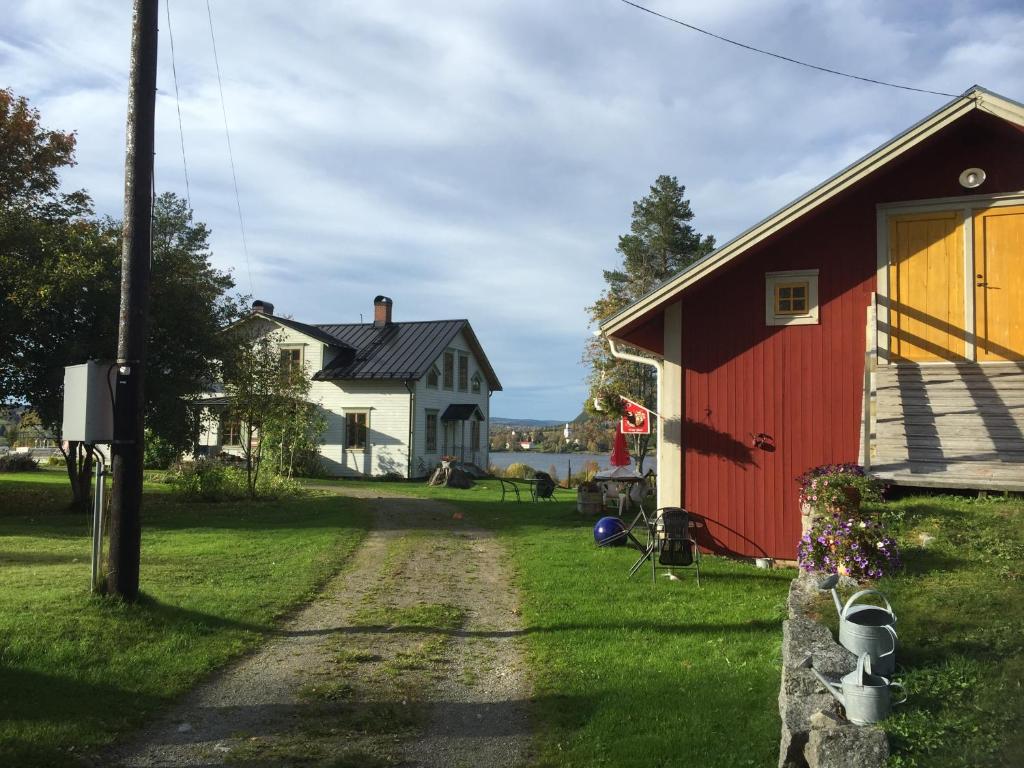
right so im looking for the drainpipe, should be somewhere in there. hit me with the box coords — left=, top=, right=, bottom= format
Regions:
left=405, top=379, right=415, bottom=479
left=598, top=333, right=665, bottom=505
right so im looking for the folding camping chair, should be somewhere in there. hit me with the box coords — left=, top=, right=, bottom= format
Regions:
left=627, top=507, right=702, bottom=585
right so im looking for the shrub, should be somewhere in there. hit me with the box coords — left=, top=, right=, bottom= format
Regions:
left=798, top=513, right=901, bottom=580
left=167, top=459, right=306, bottom=502
left=46, top=455, right=67, bottom=467
left=143, top=430, right=180, bottom=470
left=797, top=463, right=885, bottom=515
left=502, top=462, right=535, bottom=480
left=0, top=454, right=39, bottom=472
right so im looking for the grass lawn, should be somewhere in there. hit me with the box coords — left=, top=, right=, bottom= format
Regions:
left=331, top=478, right=793, bottom=767
left=0, top=470, right=370, bottom=767
left=869, top=493, right=1024, bottom=768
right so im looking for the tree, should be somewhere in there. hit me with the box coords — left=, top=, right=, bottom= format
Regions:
left=584, top=175, right=715, bottom=470
left=0, top=90, right=243, bottom=511
left=221, top=330, right=322, bottom=496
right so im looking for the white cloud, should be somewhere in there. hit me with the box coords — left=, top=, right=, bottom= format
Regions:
left=2, top=0, right=1022, bottom=420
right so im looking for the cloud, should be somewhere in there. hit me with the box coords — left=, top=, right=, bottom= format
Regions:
left=2, top=0, right=1022, bottom=420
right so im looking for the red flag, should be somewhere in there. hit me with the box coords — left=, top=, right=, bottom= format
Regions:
left=620, top=400, right=650, bottom=435
left=610, top=425, right=631, bottom=466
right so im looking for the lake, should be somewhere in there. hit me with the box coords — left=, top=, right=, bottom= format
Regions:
left=488, top=451, right=656, bottom=478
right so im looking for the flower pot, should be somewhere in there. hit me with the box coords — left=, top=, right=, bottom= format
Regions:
left=577, top=490, right=603, bottom=516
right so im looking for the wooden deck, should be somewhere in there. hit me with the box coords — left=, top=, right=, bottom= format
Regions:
left=866, top=362, right=1024, bottom=492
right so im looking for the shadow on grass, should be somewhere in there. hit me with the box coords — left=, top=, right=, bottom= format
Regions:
left=0, top=550, right=87, bottom=565
left=280, top=617, right=781, bottom=640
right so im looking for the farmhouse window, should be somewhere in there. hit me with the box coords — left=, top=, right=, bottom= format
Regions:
left=426, top=364, right=440, bottom=388
left=345, top=411, right=368, bottom=450
left=470, top=418, right=481, bottom=450
left=425, top=410, right=438, bottom=451
left=471, top=373, right=482, bottom=394
left=221, top=413, right=242, bottom=446
left=280, top=347, right=302, bottom=375
left=765, top=270, right=819, bottom=326
left=458, top=354, right=469, bottom=391
left=443, top=351, right=454, bottom=389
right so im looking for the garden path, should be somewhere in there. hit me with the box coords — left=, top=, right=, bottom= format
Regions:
left=104, top=492, right=533, bottom=767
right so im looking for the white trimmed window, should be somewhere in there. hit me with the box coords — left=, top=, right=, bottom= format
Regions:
left=766, top=269, right=819, bottom=326
left=470, top=372, right=482, bottom=394
left=345, top=411, right=369, bottom=451
left=458, top=354, right=469, bottom=391
left=443, top=351, right=454, bottom=389
left=426, top=364, right=440, bottom=388
left=425, top=410, right=438, bottom=452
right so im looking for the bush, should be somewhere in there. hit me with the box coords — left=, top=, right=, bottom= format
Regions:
left=143, top=430, right=180, bottom=470
left=167, top=459, right=307, bottom=502
left=0, top=454, right=39, bottom=472
left=46, top=455, right=66, bottom=467
left=502, top=462, right=535, bottom=480
left=798, top=513, right=901, bottom=580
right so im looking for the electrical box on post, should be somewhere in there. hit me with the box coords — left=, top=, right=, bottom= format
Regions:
left=62, top=361, right=116, bottom=444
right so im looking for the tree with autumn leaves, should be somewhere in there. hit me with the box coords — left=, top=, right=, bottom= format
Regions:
left=0, top=89, right=243, bottom=511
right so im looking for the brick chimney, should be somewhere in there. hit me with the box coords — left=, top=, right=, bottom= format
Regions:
left=373, top=295, right=393, bottom=327
left=252, top=299, right=275, bottom=316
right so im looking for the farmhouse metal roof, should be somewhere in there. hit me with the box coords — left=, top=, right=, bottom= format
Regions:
left=310, top=319, right=502, bottom=391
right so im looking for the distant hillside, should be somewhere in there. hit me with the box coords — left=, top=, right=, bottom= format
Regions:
left=491, top=417, right=565, bottom=428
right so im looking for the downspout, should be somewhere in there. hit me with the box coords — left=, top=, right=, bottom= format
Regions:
left=405, top=379, right=415, bottom=479
left=599, top=333, right=665, bottom=501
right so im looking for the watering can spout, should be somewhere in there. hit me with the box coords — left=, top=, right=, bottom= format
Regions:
left=816, top=573, right=844, bottom=616
left=798, top=655, right=845, bottom=707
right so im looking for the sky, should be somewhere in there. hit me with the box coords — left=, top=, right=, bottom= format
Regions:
left=2, top=1, right=1023, bottom=420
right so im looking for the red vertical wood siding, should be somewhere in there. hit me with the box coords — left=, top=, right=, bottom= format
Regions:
left=669, top=111, right=1024, bottom=559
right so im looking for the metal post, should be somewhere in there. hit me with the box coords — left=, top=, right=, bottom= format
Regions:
left=108, top=0, right=158, bottom=601
left=90, top=455, right=105, bottom=592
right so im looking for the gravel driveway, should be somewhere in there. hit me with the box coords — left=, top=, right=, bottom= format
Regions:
left=102, top=493, right=533, bottom=767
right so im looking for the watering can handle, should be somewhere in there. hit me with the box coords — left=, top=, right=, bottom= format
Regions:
left=842, top=589, right=894, bottom=620
left=890, top=681, right=908, bottom=705
left=880, top=624, right=899, bottom=658
left=855, top=652, right=872, bottom=685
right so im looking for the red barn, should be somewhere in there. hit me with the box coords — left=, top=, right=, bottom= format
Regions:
left=602, top=86, right=1024, bottom=560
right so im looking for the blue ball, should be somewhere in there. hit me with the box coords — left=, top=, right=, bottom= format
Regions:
left=594, top=516, right=627, bottom=546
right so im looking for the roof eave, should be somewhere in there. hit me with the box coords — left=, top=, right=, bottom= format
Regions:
left=601, top=86, right=1024, bottom=338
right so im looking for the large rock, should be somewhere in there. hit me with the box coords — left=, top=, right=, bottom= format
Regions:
left=805, top=711, right=889, bottom=768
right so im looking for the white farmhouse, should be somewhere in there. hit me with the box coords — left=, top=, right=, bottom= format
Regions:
left=199, top=296, right=501, bottom=478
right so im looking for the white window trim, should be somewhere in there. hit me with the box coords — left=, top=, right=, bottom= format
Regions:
left=457, top=353, right=470, bottom=392
left=426, top=364, right=440, bottom=389
left=344, top=409, right=370, bottom=452
left=442, top=350, right=455, bottom=390
left=470, top=372, right=482, bottom=394
left=425, top=409, right=439, bottom=453
left=766, top=269, right=819, bottom=326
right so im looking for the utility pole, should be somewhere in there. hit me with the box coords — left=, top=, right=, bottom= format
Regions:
left=108, top=0, right=159, bottom=601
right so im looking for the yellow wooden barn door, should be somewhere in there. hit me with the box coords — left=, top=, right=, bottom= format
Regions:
left=889, top=211, right=966, bottom=361
left=974, top=205, right=1024, bottom=361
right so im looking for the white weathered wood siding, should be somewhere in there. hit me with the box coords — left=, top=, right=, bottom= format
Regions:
left=412, top=329, right=491, bottom=477
left=313, top=378, right=412, bottom=477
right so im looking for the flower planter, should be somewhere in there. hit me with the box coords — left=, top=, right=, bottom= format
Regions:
left=576, top=490, right=603, bottom=516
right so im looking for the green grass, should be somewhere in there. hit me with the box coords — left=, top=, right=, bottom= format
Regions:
left=0, top=472, right=370, bottom=767
left=867, top=493, right=1024, bottom=768
left=332, top=474, right=791, bottom=767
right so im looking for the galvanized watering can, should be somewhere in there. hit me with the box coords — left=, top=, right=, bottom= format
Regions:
left=819, top=576, right=898, bottom=676
left=800, top=653, right=906, bottom=725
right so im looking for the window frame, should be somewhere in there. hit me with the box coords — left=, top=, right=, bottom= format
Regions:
left=279, top=346, right=303, bottom=375
left=221, top=412, right=242, bottom=447
left=765, top=269, right=819, bottom=326
left=470, top=372, right=482, bottom=394
left=458, top=353, right=469, bottom=391
left=426, top=364, right=440, bottom=389
left=442, top=350, right=454, bottom=390
left=470, top=417, right=481, bottom=450
left=425, top=409, right=438, bottom=452
left=345, top=410, right=369, bottom=451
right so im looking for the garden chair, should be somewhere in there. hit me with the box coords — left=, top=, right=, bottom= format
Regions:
left=628, top=507, right=702, bottom=585
left=532, top=471, right=557, bottom=501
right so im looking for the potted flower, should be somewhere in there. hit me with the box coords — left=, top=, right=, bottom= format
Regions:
left=576, top=480, right=604, bottom=516
left=796, top=463, right=884, bottom=534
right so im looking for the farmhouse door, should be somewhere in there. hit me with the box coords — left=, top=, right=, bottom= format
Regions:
left=974, top=205, right=1024, bottom=361
left=888, top=211, right=966, bottom=361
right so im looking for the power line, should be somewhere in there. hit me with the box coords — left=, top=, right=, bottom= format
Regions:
left=619, top=0, right=958, bottom=98
left=165, top=0, right=191, bottom=209
left=205, top=0, right=255, bottom=295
